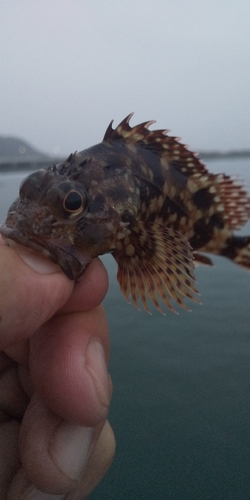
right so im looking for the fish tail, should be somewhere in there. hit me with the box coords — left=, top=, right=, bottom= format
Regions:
left=221, top=235, right=250, bottom=270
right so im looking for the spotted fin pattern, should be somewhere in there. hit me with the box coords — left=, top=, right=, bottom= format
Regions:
left=103, top=112, right=209, bottom=177
left=113, top=221, right=199, bottom=314
left=212, top=175, right=250, bottom=230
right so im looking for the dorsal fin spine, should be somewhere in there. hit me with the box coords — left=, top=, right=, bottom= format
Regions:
left=102, top=113, right=209, bottom=177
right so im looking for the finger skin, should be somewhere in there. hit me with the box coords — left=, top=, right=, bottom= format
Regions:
left=68, top=420, right=116, bottom=500
left=8, top=419, right=115, bottom=499
left=0, top=239, right=114, bottom=498
left=19, top=395, right=76, bottom=493
left=18, top=394, right=112, bottom=494
left=0, top=241, right=108, bottom=349
left=0, top=364, right=28, bottom=417
left=0, top=421, right=20, bottom=499
left=29, top=307, right=111, bottom=426
left=59, top=258, right=109, bottom=314
left=0, top=245, right=74, bottom=349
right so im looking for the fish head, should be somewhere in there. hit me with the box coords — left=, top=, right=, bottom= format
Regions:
left=0, top=146, right=140, bottom=280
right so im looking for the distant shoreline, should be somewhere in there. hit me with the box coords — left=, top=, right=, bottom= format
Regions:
left=0, top=159, right=61, bottom=173
left=0, top=150, right=249, bottom=173
left=200, top=150, right=250, bottom=160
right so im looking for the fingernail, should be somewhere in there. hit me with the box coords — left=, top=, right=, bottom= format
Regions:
left=86, top=340, right=110, bottom=408
left=49, top=422, right=94, bottom=481
left=21, top=486, right=64, bottom=499
left=19, top=251, right=60, bottom=275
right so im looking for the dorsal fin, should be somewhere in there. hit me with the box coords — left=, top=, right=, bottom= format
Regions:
left=103, top=113, right=208, bottom=177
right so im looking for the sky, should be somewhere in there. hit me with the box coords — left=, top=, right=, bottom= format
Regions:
left=1, top=0, right=250, bottom=157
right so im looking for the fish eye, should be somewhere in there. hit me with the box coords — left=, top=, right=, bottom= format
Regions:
left=63, top=190, right=84, bottom=213
left=50, top=181, right=88, bottom=220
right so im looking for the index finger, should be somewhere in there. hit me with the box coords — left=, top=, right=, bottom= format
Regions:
left=59, top=258, right=109, bottom=314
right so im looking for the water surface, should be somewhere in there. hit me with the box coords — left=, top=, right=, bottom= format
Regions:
left=1, top=159, right=250, bottom=499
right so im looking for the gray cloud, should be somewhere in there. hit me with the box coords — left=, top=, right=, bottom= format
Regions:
left=1, top=0, right=250, bottom=156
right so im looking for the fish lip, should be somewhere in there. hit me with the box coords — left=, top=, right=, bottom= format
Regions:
left=0, top=224, right=91, bottom=281
left=0, top=225, right=48, bottom=255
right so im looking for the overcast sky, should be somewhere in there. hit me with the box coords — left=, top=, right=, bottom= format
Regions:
left=1, top=0, right=250, bottom=157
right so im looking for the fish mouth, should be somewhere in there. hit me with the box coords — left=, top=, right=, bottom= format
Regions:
left=0, top=224, right=91, bottom=281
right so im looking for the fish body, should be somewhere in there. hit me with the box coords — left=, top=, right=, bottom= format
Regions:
left=1, top=114, right=250, bottom=312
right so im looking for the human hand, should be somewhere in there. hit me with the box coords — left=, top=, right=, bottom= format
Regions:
left=0, top=237, right=115, bottom=499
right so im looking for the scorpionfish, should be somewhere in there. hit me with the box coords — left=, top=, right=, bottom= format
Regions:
left=1, top=114, right=250, bottom=313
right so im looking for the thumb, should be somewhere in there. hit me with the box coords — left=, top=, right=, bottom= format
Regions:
left=0, top=244, right=74, bottom=349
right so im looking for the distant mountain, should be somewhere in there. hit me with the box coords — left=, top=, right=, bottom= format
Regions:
left=0, top=136, right=54, bottom=165
left=0, top=135, right=249, bottom=171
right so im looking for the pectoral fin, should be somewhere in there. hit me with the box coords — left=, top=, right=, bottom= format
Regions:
left=112, top=221, right=199, bottom=313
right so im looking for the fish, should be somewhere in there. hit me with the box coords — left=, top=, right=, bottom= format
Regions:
left=1, top=113, right=250, bottom=313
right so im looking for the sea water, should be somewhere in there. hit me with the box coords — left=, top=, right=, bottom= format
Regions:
left=0, top=159, right=250, bottom=500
